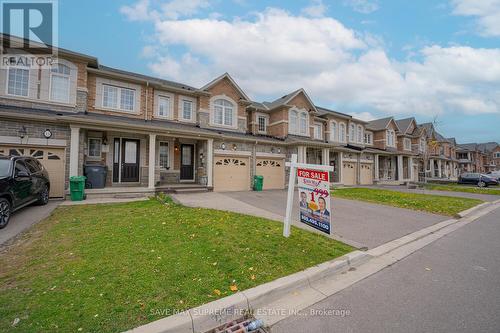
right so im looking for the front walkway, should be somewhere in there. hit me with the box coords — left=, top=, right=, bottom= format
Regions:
left=173, top=190, right=446, bottom=249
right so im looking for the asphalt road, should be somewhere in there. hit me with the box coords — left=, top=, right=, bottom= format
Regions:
left=271, top=205, right=500, bottom=333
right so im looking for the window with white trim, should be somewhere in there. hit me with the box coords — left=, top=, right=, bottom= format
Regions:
left=364, top=132, right=373, bottom=145
left=157, top=96, right=171, bottom=118
left=386, top=130, right=396, bottom=147
left=7, top=66, right=29, bottom=97
left=88, top=138, right=102, bottom=158
left=349, top=123, right=356, bottom=142
left=50, top=64, right=70, bottom=103
left=357, top=125, right=363, bottom=143
left=159, top=141, right=169, bottom=169
left=213, top=98, right=234, bottom=126
left=419, top=137, right=426, bottom=152
left=288, top=109, right=309, bottom=136
left=494, top=152, right=500, bottom=158
left=181, top=99, right=194, bottom=121
left=404, top=138, right=412, bottom=151
left=330, top=121, right=337, bottom=142
left=257, top=115, right=267, bottom=133
left=339, top=123, right=346, bottom=142
left=313, top=123, right=323, bottom=140
left=102, top=84, right=135, bottom=112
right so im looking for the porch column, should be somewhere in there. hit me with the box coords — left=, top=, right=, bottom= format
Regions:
left=69, top=126, right=80, bottom=177
left=430, top=158, right=435, bottom=178
left=148, top=134, right=156, bottom=189
left=297, top=146, right=306, bottom=163
left=397, top=155, right=404, bottom=181
left=339, top=152, right=344, bottom=184
left=322, top=148, right=329, bottom=166
left=437, top=160, right=442, bottom=178
left=409, top=157, right=414, bottom=181
left=207, top=139, right=213, bottom=187
left=374, top=154, right=380, bottom=181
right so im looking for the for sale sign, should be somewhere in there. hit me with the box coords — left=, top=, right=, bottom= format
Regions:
left=297, top=168, right=331, bottom=235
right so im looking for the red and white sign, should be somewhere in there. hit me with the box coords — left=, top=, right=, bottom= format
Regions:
left=297, top=168, right=331, bottom=235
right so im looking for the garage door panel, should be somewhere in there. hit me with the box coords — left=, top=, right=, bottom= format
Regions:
left=256, top=158, right=285, bottom=190
left=0, top=146, right=65, bottom=198
left=214, top=156, right=250, bottom=192
left=342, top=162, right=357, bottom=186
left=360, top=163, right=373, bottom=185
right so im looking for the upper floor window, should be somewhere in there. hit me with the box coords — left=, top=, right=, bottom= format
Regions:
left=313, top=123, right=323, bottom=140
left=180, top=97, right=195, bottom=121
left=386, top=130, right=396, bottom=147
left=289, top=109, right=308, bottom=136
left=157, top=95, right=172, bottom=118
left=419, top=137, right=426, bottom=152
left=494, top=152, right=500, bottom=158
left=339, top=123, right=346, bottom=142
left=7, top=66, right=29, bottom=97
left=50, top=64, right=70, bottom=103
left=213, top=98, right=235, bottom=126
left=364, top=132, right=373, bottom=145
left=404, top=138, right=412, bottom=151
left=357, top=125, right=363, bottom=143
left=103, top=84, right=135, bottom=112
left=349, top=123, right=356, bottom=142
left=257, top=114, right=267, bottom=133
left=330, top=121, right=337, bottom=142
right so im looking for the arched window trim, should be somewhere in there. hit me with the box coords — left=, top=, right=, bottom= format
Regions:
left=288, top=107, right=309, bottom=136
left=349, top=123, right=356, bottom=143
left=210, top=95, right=237, bottom=129
left=357, top=125, right=363, bottom=144
left=330, top=120, right=338, bottom=142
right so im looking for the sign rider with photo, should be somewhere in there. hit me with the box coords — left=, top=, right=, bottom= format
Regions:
left=297, top=168, right=331, bottom=235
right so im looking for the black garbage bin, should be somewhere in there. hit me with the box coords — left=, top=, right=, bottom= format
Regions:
left=84, top=165, right=107, bottom=189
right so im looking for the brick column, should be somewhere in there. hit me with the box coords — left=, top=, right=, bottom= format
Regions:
left=69, top=126, right=80, bottom=177
left=148, top=134, right=156, bottom=189
left=374, top=154, right=379, bottom=181
left=397, top=155, right=404, bottom=181
left=207, top=138, right=213, bottom=187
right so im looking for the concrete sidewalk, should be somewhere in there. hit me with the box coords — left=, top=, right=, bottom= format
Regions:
left=173, top=190, right=446, bottom=249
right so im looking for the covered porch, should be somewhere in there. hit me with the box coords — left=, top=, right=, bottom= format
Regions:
left=68, top=125, right=214, bottom=196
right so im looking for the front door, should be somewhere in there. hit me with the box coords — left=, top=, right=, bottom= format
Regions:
left=180, top=144, right=194, bottom=181
left=121, top=139, right=140, bottom=182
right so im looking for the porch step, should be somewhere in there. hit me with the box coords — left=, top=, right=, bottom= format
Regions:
left=172, top=187, right=210, bottom=194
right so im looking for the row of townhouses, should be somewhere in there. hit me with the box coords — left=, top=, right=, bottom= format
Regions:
left=1, top=37, right=499, bottom=198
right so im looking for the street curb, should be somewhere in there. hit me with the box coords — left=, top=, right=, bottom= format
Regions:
left=122, top=251, right=371, bottom=333
left=454, top=202, right=490, bottom=218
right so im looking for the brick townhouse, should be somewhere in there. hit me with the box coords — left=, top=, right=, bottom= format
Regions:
left=457, top=142, right=500, bottom=173
left=0, top=35, right=496, bottom=198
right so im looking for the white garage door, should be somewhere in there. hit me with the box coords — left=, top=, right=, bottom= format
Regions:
left=0, top=146, right=66, bottom=198
left=360, top=163, right=373, bottom=185
left=342, top=162, right=357, bottom=186
left=256, top=158, right=285, bottom=190
left=213, top=155, right=250, bottom=192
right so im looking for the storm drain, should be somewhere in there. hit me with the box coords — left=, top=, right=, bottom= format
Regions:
left=204, top=316, right=267, bottom=333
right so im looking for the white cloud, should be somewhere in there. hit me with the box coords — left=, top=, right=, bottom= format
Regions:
left=343, top=0, right=379, bottom=14
left=120, top=0, right=153, bottom=21
left=160, top=0, right=210, bottom=20
left=350, top=112, right=377, bottom=121
left=120, top=0, right=210, bottom=21
left=302, top=0, right=328, bottom=18
left=121, top=3, right=500, bottom=118
left=451, top=0, right=500, bottom=36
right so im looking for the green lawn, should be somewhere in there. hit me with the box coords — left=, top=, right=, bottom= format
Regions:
left=0, top=197, right=353, bottom=333
left=332, top=188, right=483, bottom=216
left=424, top=183, right=500, bottom=196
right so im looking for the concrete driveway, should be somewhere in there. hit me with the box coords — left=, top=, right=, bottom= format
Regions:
left=173, top=190, right=447, bottom=249
left=0, top=200, right=60, bottom=247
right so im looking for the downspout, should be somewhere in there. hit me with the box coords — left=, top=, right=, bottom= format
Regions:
left=145, top=81, right=150, bottom=121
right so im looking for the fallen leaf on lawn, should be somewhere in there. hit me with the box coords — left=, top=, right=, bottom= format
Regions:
left=12, top=318, right=20, bottom=326
left=212, top=262, right=217, bottom=266
left=249, top=267, right=254, bottom=271
left=250, top=275, right=256, bottom=280
left=214, top=289, right=221, bottom=296
left=230, top=285, right=238, bottom=292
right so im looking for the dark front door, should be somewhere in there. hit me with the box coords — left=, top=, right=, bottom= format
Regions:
left=180, top=144, right=194, bottom=181
left=121, top=139, right=140, bottom=182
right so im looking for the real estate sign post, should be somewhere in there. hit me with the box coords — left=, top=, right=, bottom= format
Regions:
left=284, top=154, right=334, bottom=237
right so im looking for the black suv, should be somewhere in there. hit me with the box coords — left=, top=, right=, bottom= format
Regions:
left=0, top=156, right=51, bottom=229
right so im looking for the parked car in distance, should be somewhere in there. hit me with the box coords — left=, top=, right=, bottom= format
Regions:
left=0, top=156, right=51, bottom=229
left=486, top=171, right=500, bottom=181
left=458, top=173, right=499, bottom=187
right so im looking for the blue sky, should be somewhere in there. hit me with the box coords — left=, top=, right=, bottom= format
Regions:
left=55, top=1, right=500, bottom=142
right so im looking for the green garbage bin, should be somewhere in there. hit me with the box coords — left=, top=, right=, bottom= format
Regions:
left=253, top=175, right=264, bottom=191
left=69, top=176, right=86, bottom=201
